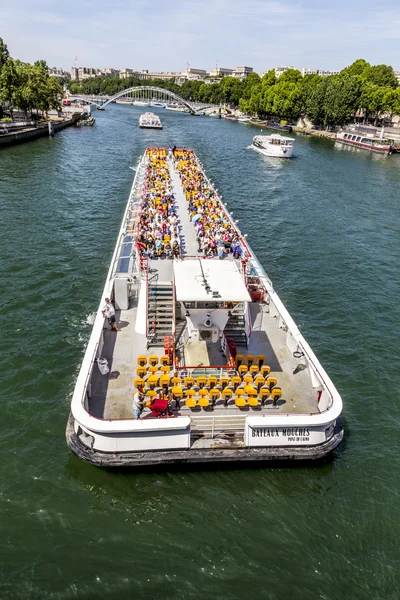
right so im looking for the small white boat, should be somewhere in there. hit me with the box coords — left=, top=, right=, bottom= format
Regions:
left=151, top=101, right=166, bottom=108
left=139, top=112, right=162, bottom=129
left=238, top=116, right=251, bottom=123
left=252, top=134, right=294, bottom=158
left=166, top=104, right=190, bottom=113
left=133, top=100, right=150, bottom=107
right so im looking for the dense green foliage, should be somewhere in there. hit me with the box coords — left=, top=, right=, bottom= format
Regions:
left=0, top=37, right=62, bottom=117
left=69, top=59, right=400, bottom=127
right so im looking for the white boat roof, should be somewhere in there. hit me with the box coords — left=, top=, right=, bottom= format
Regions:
left=174, top=259, right=251, bottom=302
left=255, top=134, right=294, bottom=141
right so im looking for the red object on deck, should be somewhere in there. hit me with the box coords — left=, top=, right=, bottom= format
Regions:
left=226, top=338, right=237, bottom=359
left=149, top=398, right=169, bottom=418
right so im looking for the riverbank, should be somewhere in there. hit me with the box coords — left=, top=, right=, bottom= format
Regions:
left=0, top=113, right=80, bottom=147
left=292, top=125, right=337, bottom=139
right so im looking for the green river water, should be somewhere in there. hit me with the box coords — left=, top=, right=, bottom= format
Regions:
left=0, top=105, right=399, bottom=600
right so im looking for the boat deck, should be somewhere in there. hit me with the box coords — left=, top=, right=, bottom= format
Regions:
left=88, top=157, right=319, bottom=421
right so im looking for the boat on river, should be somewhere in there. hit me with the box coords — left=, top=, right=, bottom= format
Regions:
left=252, top=134, right=295, bottom=158
left=139, top=112, right=162, bottom=129
left=66, top=146, right=343, bottom=467
left=335, top=130, right=395, bottom=155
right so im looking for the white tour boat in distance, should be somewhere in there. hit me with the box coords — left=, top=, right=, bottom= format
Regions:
left=253, top=134, right=295, bottom=158
left=139, top=112, right=162, bottom=129
left=66, top=146, right=343, bottom=468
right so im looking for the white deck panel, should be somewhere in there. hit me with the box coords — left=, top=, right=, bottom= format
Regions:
left=174, top=259, right=251, bottom=302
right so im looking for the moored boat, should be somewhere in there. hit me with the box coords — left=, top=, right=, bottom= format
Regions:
left=252, top=134, right=295, bottom=158
left=66, top=146, right=343, bottom=468
left=139, top=112, right=162, bottom=129
left=335, top=130, right=394, bottom=154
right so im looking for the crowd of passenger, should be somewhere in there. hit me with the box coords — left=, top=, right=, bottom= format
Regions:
left=173, top=149, right=243, bottom=259
left=136, top=148, right=181, bottom=259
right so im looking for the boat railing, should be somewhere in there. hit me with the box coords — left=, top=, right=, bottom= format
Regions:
left=176, top=365, right=236, bottom=379
left=190, top=414, right=246, bottom=439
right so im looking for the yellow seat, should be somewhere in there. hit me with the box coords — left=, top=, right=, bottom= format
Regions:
left=248, top=396, right=259, bottom=407
left=198, top=388, right=209, bottom=397
left=134, top=377, right=145, bottom=389
left=146, top=389, right=157, bottom=398
left=238, top=365, right=248, bottom=376
left=184, top=376, right=195, bottom=389
left=147, top=365, right=159, bottom=374
left=249, top=365, right=259, bottom=376
left=231, top=375, right=242, bottom=390
left=246, top=354, right=255, bottom=367
left=222, top=388, right=233, bottom=406
left=136, top=366, right=146, bottom=378
left=159, top=374, right=171, bottom=387
left=160, top=365, right=170, bottom=373
left=207, top=376, right=218, bottom=388
left=244, top=384, right=256, bottom=395
left=266, top=375, right=278, bottom=390
left=256, top=354, right=266, bottom=369
left=209, top=388, right=220, bottom=406
left=171, top=376, right=182, bottom=385
left=198, top=396, right=210, bottom=408
left=147, top=374, right=159, bottom=390
left=260, top=365, right=271, bottom=377
left=197, top=376, right=207, bottom=389
left=235, top=354, right=244, bottom=368
left=171, top=385, right=183, bottom=398
left=160, top=355, right=170, bottom=367
left=185, top=389, right=196, bottom=397
left=243, top=374, right=253, bottom=384
left=235, top=396, right=246, bottom=408
left=220, top=376, right=230, bottom=389
left=185, top=397, right=197, bottom=408
left=137, top=355, right=147, bottom=367
left=254, top=375, right=265, bottom=391
left=260, top=388, right=270, bottom=404
left=148, top=355, right=158, bottom=367
left=145, top=400, right=152, bottom=408
left=271, top=386, right=282, bottom=406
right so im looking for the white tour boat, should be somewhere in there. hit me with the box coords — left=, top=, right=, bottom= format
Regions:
left=133, top=100, right=150, bottom=107
left=253, top=134, right=295, bottom=158
left=66, top=146, right=343, bottom=468
left=335, top=130, right=394, bottom=155
left=139, top=112, right=162, bottom=129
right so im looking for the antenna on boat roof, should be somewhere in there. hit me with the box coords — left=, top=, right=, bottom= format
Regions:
left=198, top=258, right=211, bottom=294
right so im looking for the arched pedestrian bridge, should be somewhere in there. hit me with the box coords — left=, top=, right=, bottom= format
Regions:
left=71, top=86, right=211, bottom=114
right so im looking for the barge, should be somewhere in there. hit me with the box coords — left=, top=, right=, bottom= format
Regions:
left=66, top=147, right=343, bottom=467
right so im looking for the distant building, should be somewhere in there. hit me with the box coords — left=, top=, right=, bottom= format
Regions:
left=133, top=70, right=181, bottom=81
left=275, top=66, right=295, bottom=78
left=232, top=66, right=253, bottom=80
left=301, top=68, right=340, bottom=77
left=49, top=67, right=71, bottom=79
left=120, top=68, right=135, bottom=79
left=209, top=67, right=234, bottom=78
left=395, top=71, right=400, bottom=85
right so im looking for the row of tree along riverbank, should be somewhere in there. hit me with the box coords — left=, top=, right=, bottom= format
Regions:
left=69, top=59, right=400, bottom=129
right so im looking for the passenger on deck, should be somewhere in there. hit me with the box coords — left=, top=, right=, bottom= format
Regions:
left=102, top=298, right=121, bottom=332
left=132, top=388, right=145, bottom=420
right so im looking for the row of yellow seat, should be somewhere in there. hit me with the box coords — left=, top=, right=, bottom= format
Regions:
left=134, top=372, right=279, bottom=393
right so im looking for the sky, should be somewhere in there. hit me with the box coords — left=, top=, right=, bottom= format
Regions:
left=2, top=0, right=400, bottom=73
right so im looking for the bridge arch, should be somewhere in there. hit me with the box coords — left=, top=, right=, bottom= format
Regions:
left=100, top=86, right=197, bottom=112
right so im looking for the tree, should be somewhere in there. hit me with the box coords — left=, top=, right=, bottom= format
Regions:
left=342, top=59, right=370, bottom=77
left=0, top=57, right=20, bottom=118
left=278, top=68, right=302, bottom=84
left=0, top=37, right=9, bottom=74
left=361, top=64, right=398, bottom=89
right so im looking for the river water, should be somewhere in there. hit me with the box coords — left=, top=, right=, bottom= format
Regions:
left=0, top=105, right=399, bottom=600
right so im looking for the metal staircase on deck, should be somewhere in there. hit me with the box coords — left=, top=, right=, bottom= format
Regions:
left=224, top=309, right=248, bottom=348
left=147, top=283, right=174, bottom=347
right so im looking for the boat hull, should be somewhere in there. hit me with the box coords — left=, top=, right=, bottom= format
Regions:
left=252, top=143, right=294, bottom=158
left=335, top=138, right=391, bottom=154
left=66, top=412, right=343, bottom=467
